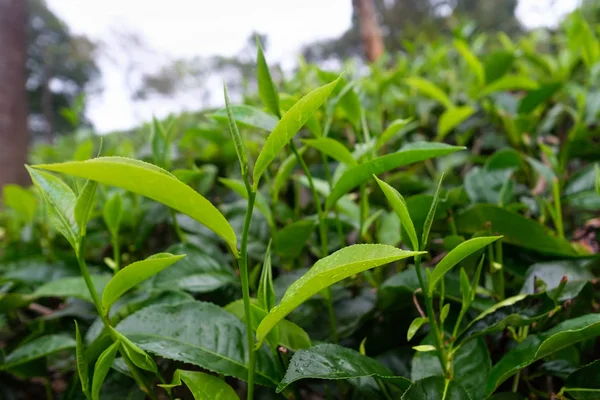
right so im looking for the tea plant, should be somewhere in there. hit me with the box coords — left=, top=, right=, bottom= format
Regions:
left=2, top=11, right=600, bottom=400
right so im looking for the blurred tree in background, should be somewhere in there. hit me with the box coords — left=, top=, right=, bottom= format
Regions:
left=27, top=0, right=100, bottom=143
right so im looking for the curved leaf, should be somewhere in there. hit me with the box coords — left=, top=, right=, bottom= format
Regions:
left=454, top=205, right=577, bottom=257
left=326, top=143, right=464, bottom=209
left=277, top=343, right=410, bottom=393
left=480, top=74, right=539, bottom=96
left=160, top=369, right=240, bottom=400
left=374, top=176, right=418, bottom=251
left=223, top=84, right=249, bottom=175
left=252, top=75, right=342, bottom=188
left=256, top=37, right=281, bottom=118
left=429, top=236, right=501, bottom=294
left=210, top=105, right=278, bottom=131
left=518, top=83, right=562, bottom=114
left=116, top=300, right=282, bottom=387
left=258, top=240, right=276, bottom=311
left=274, top=219, right=316, bottom=259
left=0, top=335, right=76, bottom=370
left=454, top=39, right=485, bottom=87
left=34, top=157, right=238, bottom=255
left=485, top=314, right=600, bottom=396
left=564, top=359, right=600, bottom=399
left=437, top=106, right=475, bottom=140
left=34, top=275, right=111, bottom=303
left=219, top=177, right=274, bottom=228
left=75, top=180, right=97, bottom=235
left=103, top=193, right=122, bottom=237
left=102, top=253, right=185, bottom=310
left=303, top=137, right=357, bottom=167
left=404, top=77, right=453, bottom=108
left=271, top=147, right=306, bottom=202
left=75, top=321, right=91, bottom=399
left=92, top=341, right=120, bottom=400
left=256, top=244, right=424, bottom=346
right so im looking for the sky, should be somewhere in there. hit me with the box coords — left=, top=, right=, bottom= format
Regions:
left=46, top=0, right=580, bottom=133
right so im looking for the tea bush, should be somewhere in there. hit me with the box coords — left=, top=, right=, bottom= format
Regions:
left=2, top=13, right=600, bottom=400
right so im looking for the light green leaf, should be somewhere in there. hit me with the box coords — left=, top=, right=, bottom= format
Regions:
left=113, top=329, right=157, bottom=373
left=26, top=166, right=79, bottom=251
left=271, top=147, right=306, bottom=202
left=91, top=341, right=120, bottom=400
left=437, top=106, right=474, bottom=140
left=210, top=105, right=278, bottom=131
left=0, top=335, right=76, bottom=370
left=454, top=39, right=485, bottom=87
left=224, top=84, right=249, bottom=176
left=413, top=345, right=436, bottom=352
left=429, top=236, right=501, bottom=294
left=303, top=137, right=358, bottom=167
left=219, top=177, right=274, bottom=228
left=374, top=118, right=415, bottom=152
left=75, top=180, right=97, bottom=236
left=480, top=75, right=539, bottom=96
left=116, top=301, right=282, bottom=386
left=256, top=37, right=281, bottom=118
left=256, top=244, right=424, bottom=346
left=2, top=184, right=37, bottom=223
left=34, top=275, right=111, bottom=303
left=252, top=75, right=343, bottom=189
left=33, top=157, right=238, bottom=256
left=103, top=192, right=122, bottom=237
left=326, top=143, right=464, bottom=210
left=276, top=344, right=410, bottom=393
left=421, top=173, right=444, bottom=251
left=404, top=77, right=453, bottom=108
left=485, top=314, right=600, bottom=396
left=160, top=369, right=240, bottom=400
left=102, top=253, right=185, bottom=310
left=374, top=176, right=418, bottom=251
left=407, top=317, right=428, bottom=341
left=258, top=240, right=276, bottom=311
left=75, top=321, right=90, bottom=399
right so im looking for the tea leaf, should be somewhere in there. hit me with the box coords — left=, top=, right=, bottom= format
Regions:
left=210, top=105, right=278, bottom=131
left=274, top=219, right=316, bottom=259
left=256, top=37, right=281, bottom=118
left=91, top=341, right=120, bottom=400
left=114, top=330, right=157, bottom=373
left=303, top=137, right=358, bottom=167
left=26, top=166, right=79, bottom=251
left=518, top=83, right=562, bottom=114
left=75, top=322, right=90, bottom=399
left=258, top=240, right=276, bottom=311
left=256, top=244, right=424, bottom=346
left=374, top=176, right=418, bottom=251
left=437, top=106, right=474, bottom=140
left=454, top=39, right=485, bottom=87
left=34, top=275, right=111, bottom=303
left=429, top=236, right=501, bottom=294
left=252, top=75, right=343, bottom=189
left=224, top=84, right=249, bottom=176
left=402, top=376, right=471, bottom=399
left=454, top=205, right=577, bottom=256
left=116, top=301, right=282, bottom=386
left=3, top=184, right=37, bottom=223
left=160, top=369, right=240, bottom=400
left=413, top=345, right=436, bottom=352
left=421, top=173, right=445, bottom=251
left=564, top=359, right=600, bottom=399
left=0, top=335, right=76, bottom=370
left=103, top=192, right=122, bottom=237
left=327, top=143, right=464, bottom=209
left=407, top=318, right=428, bottom=341
left=34, top=157, right=238, bottom=255
left=272, top=147, right=306, bottom=202
left=102, top=253, right=185, bottom=310
left=74, top=180, right=97, bottom=236
left=479, top=74, right=538, bottom=96
left=219, top=178, right=274, bottom=228
left=486, top=314, right=600, bottom=396
left=276, top=344, right=410, bottom=393
left=374, top=118, right=414, bottom=151
left=404, top=77, right=453, bottom=108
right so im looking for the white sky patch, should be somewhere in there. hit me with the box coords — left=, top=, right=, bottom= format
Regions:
left=47, top=0, right=579, bottom=133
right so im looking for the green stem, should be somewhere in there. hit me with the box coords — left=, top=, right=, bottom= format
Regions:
left=239, top=183, right=257, bottom=400
left=289, top=141, right=338, bottom=342
left=111, top=235, right=120, bottom=272
left=415, top=256, right=451, bottom=378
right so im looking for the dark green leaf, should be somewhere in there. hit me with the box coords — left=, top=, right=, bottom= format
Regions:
left=564, top=359, right=600, bottom=399
left=273, top=219, right=315, bottom=259
left=518, top=83, right=562, bottom=114
left=401, top=376, right=471, bottom=399
left=75, top=321, right=90, bottom=399
left=34, top=275, right=111, bottom=303
left=0, top=335, right=76, bottom=370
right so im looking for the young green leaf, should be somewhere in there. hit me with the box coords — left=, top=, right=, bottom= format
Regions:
left=256, top=37, right=281, bottom=118
left=326, top=143, right=463, bottom=209
left=74, top=180, right=97, bottom=236
left=407, top=317, right=428, bottom=341
left=276, top=344, right=410, bottom=393
left=257, top=240, right=276, bottom=312
left=160, top=369, right=240, bottom=400
left=271, top=147, right=306, bottom=202
left=102, top=193, right=122, bottom=237
left=421, top=172, right=444, bottom=251
left=413, top=345, right=436, bottom=352
left=374, top=118, right=415, bottom=152
left=91, top=341, right=120, bottom=400
left=102, top=253, right=185, bottom=310
left=150, top=117, right=171, bottom=170
left=224, top=83, right=249, bottom=176
left=479, top=74, right=539, bottom=96
left=302, top=137, right=358, bottom=167
left=252, top=75, right=343, bottom=189
left=374, top=175, right=419, bottom=251
left=3, top=184, right=37, bottom=223
left=459, top=267, right=472, bottom=306
left=34, top=275, right=111, bottom=303
left=594, top=164, right=600, bottom=195
left=256, top=244, right=424, bottom=346
left=440, top=303, right=450, bottom=323
left=518, top=83, right=562, bottom=114
left=75, top=321, right=90, bottom=399
left=219, top=178, right=273, bottom=228
left=209, top=105, right=278, bottom=131
left=429, top=236, right=501, bottom=294
left=437, top=106, right=474, bottom=140
left=454, top=39, right=485, bottom=87
left=113, top=330, right=157, bottom=373
left=273, top=219, right=316, bottom=259
left=25, top=166, right=79, bottom=251
left=33, top=157, right=238, bottom=256
left=404, top=77, right=453, bottom=108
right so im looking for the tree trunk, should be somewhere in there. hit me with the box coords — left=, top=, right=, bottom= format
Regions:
left=354, top=0, right=385, bottom=62
left=0, top=0, right=29, bottom=189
